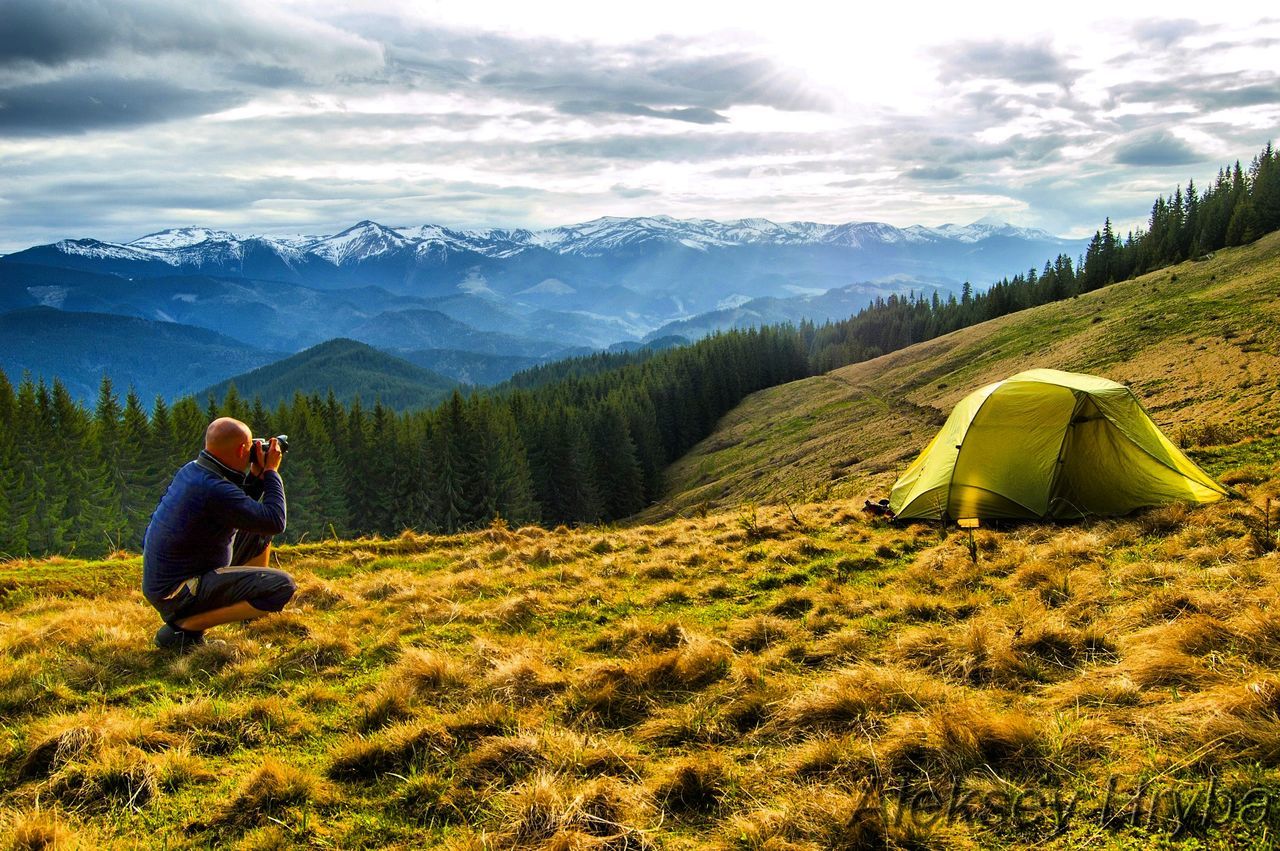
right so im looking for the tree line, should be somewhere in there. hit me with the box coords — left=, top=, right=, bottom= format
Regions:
left=2, top=141, right=1277, bottom=558
left=0, top=327, right=808, bottom=557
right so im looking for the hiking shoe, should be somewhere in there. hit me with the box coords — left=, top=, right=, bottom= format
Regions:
left=155, top=623, right=205, bottom=652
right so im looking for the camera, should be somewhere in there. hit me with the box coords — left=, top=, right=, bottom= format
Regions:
left=250, top=434, right=290, bottom=467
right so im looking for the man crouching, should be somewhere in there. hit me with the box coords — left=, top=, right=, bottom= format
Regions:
left=142, top=417, right=296, bottom=651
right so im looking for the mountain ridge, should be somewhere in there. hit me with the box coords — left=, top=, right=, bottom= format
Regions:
left=0, top=215, right=1089, bottom=401
left=20, top=215, right=1066, bottom=268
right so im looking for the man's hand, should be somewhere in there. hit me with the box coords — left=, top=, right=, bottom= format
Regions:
left=264, top=437, right=283, bottom=472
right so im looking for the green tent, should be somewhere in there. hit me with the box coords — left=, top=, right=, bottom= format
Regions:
left=888, top=368, right=1227, bottom=521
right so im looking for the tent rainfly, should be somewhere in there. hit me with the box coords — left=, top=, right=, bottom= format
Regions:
left=888, top=368, right=1228, bottom=521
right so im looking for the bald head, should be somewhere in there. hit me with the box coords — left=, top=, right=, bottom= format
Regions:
left=205, top=417, right=252, bottom=468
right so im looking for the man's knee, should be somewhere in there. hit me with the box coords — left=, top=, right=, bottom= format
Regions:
left=248, top=570, right=296, bottom=613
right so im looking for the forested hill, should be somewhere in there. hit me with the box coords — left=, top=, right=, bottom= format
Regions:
left=200, top=339, right=457, bottom=412
left=0, top=143, right=1277, bottom=559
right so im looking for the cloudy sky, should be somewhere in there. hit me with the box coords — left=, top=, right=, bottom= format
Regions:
left=1, top=0, right=1277, bottom=252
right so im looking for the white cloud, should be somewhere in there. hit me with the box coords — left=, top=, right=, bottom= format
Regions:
left=0, top=2, right=1277, bottom=251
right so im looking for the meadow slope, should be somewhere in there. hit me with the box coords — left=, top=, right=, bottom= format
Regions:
left=3, top=443, right=1280, bottom=849
left=650, top=230, right=1280, bottom=519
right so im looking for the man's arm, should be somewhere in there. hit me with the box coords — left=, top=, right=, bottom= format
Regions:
left=241, top=471, right=267, bottom=501
left=212, top=471, right=287, bottom=535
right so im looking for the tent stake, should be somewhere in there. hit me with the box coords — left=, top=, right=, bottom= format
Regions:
left=957, top=518, right=980, bottom=563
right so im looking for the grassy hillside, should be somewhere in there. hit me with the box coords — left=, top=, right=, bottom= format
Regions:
left=650, top=230, right=1280, bottom=519
left=3, top=460, right=1280, bottom=848
left=201, top=338, right=458, bottom=411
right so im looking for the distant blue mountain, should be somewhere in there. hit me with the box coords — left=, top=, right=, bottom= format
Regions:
left=0, top=215, right=1088, bottom=403
left=0, top=307, right=279, bottom=403
left=1, top=215, right=1087, bottom=321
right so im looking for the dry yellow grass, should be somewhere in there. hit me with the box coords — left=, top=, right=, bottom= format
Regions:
left=2, top=489, right=1279, bottom=847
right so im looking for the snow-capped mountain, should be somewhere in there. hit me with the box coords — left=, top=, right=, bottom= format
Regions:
left=30, top=215, right=1066, bottom=270
left=53, top=238, right=166, bottom=264
left=129, top=227, right=241, bottom=250
left=305, top=220, right=415, bottom=265
left=2, top=213, right=1087, bottom=400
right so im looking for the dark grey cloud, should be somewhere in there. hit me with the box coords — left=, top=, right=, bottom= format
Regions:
left=1131, top=19, right=1206, bottom=47
left=939, top=40, right=1078, bottom=86
left=378, top=27, right=829, bottom=120
left=0, top=74, right=243, bottom=135
left=0, top=0, right=382, bottom=72
left=0, top=5, right=827, bottom=138
left=1107, top=72, right=1280, bottom=112
left=0, top=0, right=382, bottom=134
left=958, top=87, right=1025, bottom=122
left=935, top=133, right=1073, bottom=166
left=557, top=100, right=727, bottom=124
left=0, top=0, right=162, bottom=67
left=1112, top=131, right=1202, bottom=166
left=222, top=64, right=310, bottom=89
left=904, top=165, right=962, bottom=181
left=610, top=184, right=659, bottom=198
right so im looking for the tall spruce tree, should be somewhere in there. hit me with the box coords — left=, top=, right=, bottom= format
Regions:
left=149, top=396, right=182, bottom=481
left=119, top=389, right=158, bottom=546
left=469, top=397, right=537, bottom=526
left=0, top=370, right=18, bottom=556
left=26, top=381, right=60, bottom=552
left=91, top=375, right=128, bottom=550
left=52, top=380, right=105, bottom=554
left=589, top=402, right=645, bottom=521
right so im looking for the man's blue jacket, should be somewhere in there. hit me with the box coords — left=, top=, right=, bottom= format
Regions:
left=142, top=451, right=287, bottom=601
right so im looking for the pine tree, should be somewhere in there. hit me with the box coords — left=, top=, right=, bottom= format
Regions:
left=1252, top=142, right=1280, bottom=235
left=363, top=401, right=402, bottom=535
left=219, top=383, right=250, bottom=422
left=0, top=370, right=18, bottom=556
left=53, top=380, right=106, bottom=554
left=248, top=396, right=271, bottom=437
left=290, top=398, right=349, bottom=539
left=341, top=398, right=382, bottom=534
left=429, top=392, right=475, bottom=533
left=471, top=398, right=537, bottom=526
left=388, top=420, right=434, bottom=533
left=149, top=396, right=182, bottom=481
left=26, top=381, right=58, bottom=552
left=589, top=402, right=645, bottom=521
left=119, top=388, right=157, bottom=547
left=91, top=375, right=127, bottom=550
left=172, top=397, right=207, bottom=458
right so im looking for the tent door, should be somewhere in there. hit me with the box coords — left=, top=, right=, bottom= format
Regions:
left=1045, top=392, right=1090, bottom=518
